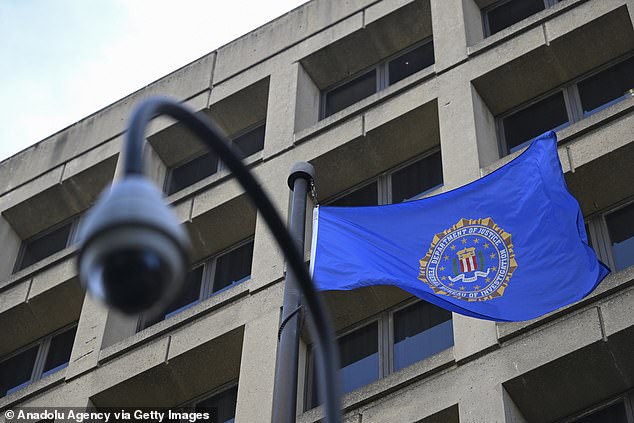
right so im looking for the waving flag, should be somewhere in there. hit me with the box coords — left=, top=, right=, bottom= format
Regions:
left=310, top=132, right=609, bottom=321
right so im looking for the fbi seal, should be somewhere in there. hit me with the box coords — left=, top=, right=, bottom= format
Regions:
left=418, top=218, right=517, bottom=301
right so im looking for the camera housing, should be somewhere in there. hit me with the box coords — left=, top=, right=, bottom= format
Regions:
left=77, top=176, right=190, bottom=315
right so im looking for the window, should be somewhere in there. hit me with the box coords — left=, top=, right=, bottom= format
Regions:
left=14, top=216, right=80, bottom=273
left=0, top=325, right=77, bottom=397
left=393, top=300, right=453, bottom=371
left=305, top=300, right=453, bottom=409
left=577, top=56, right=634, bottom=117
left=483, top=0, right=558, bottom=37
left=139, top=240, right=254, bottom=329
left=499, top=54, right=634, bottom=155
left=560, top=393, right=634, bottom=423
left=328, top=149, right=443, bottom=206
left=166, top=123, right=266, bottom=195
left=502, top=92, right=569, bottom=154
left=194, top=384, right=238, bottom=423
left=322, top=39, right=434, bottom=118
left=605, top=202, right=634, bottom=272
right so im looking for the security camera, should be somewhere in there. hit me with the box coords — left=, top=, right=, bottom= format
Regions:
left=77, top=176, right=190, bottom=315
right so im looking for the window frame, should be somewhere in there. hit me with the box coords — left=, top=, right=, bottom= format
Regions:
left=595, top=198, right=634, bottom=270
left=326, top=147, right=443, bottom=206
left=170, top=380, right=239, bottom=423
left=320, top=37, right=435, bottom=119
left=138, top=238, right=255, bottom=330
left=164, top=121, right=266, bottom=195
left=0, top=323, right=78, bottom=397
left=13, top=214, right=82, bottom=273
left=482, top=0, right=558, bottom=37
left=304, top=298, right=453, bottom=410
left=558, top=390, right=634, bottom=423
left=497, top=52, right=634, bottom=156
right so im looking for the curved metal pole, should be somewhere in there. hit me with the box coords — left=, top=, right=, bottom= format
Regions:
left=124, top=97, right=341, bottom=423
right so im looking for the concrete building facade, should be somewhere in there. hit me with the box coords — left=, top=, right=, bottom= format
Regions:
left=1, top=0, right=634, bottom=421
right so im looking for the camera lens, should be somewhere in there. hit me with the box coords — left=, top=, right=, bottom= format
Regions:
left=94, top=248, right=171, bottom=314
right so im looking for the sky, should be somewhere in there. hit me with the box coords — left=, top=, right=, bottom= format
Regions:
left=0, top=0, right=308, bottom=162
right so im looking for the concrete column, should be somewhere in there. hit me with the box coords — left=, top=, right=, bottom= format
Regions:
left=0, top=216, right=20, bottom=279
left=462, top=0, right=485, bottom=46
left=436, top=72, right=499, bottom=362
left=94, top=149, right=141, bottom=350
left=430, top=0, right=469, bottom=71
left=234, top=307, right=280, bottom=423
left=66, top=293, right=110, bottom=380
left=459, top=384, right=527, bottom=423
left=263, top=61, right=302, bottom=158
left=294, top=63, right=320, bottom=134
left=249, top=157, right=292, bottom=290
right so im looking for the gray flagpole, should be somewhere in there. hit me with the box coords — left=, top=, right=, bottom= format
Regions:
left=272, top=162, right=315, bottom=423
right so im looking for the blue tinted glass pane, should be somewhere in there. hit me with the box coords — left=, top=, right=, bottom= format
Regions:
left=338, top=322, right=379, bottom=394
left=606, top=204, right=634, bottom=271
left=394, top=320, right=453, bottom=371
left=0, top=346, right=38, bottom=397
left=340, top=352, right=379, bottom=394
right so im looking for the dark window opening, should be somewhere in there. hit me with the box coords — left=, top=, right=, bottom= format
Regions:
left=605, top=203, right=634, bottom=271
left=0, top=346, right=38, bottom=397
left=572, top=400, right=628, bottom=423
left=213, top=241, right=254, bottom=293
left=391, top=152, right=443, bottom=203
left=142, top=266, right=205, bottom=328
left=42, top=326, right=77, bottom=376
left=139, top=241, right=254, bottom=330
left=232, top=124, right=265, bottom=159
left=16, top=220, right=75, bottom=272
left=0, top=325, right=77, bottom=398
left=324, top=70, right=377, bottom=118
left=502, top=91, right=569, bottom=153
left=578, top=56, right=634, bottom=117
left=393, top=301, right=453, bottom=371
left=331, top=182, right=379, bottom=207
left=167, top=152, right=219, bottom=195
left=485, top=0, right=546, bottom=36
left=321, top=40, right=434, bottom=119
left=389, top=42, right=435, bottom=85
left=306, top=300, right=454, bottom=410
left=195, top=385, right=238, bottom=423
left=167, top=124, right=266, bottom=195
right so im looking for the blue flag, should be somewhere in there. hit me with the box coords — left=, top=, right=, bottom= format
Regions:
left=311, top=132, right=609, bottom=322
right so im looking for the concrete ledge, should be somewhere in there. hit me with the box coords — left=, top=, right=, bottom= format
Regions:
left=481, top=100, right=634, bottom=177
left=497, top=265, right=634, bottom=342
left=98, top=281, right=251, bottom=365
left=294, top=66, right=436, bottom=145
left=0, top=246, right=77, bottom=293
